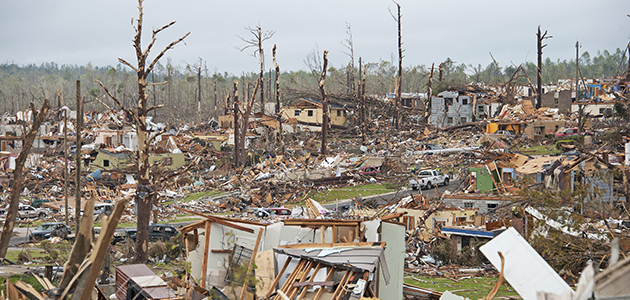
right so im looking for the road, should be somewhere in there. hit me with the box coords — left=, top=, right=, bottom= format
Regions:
left=324, top=179, right=463, bottom=211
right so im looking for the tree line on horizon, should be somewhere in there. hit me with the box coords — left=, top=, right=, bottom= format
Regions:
left=0, top=47, right=627, bottom=125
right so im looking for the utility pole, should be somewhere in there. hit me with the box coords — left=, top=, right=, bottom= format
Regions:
left=75, top=80, right=82, bottom=230
left=537, top=25, right=551, bottom=109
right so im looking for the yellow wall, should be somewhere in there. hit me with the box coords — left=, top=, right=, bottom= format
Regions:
left=148, top=152, right=186, bottom=170
left=281, top=107, right=347, bottom=126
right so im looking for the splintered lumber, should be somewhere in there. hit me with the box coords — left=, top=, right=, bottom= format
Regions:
left=174, top=206, right=254, bottom=233
left=296, top=262, right=322, bottom=300
left=59, top=193, right=96, bottom=290
left=330, top=270, right=352, bottom=300
left=313, top=267, right=336, bottom=300
left=6, top=280, right=20, bottom=300
left=200, top=220, right=211, bottom=288
left=265, top=257, right=293, bottom=299
left=287, top=261, right=315, bottom=300
left=274, top=260, right=307, bottom=300
left=77, top=198, right=129, bottom=300
left=239, top=228, right=264, bottom=300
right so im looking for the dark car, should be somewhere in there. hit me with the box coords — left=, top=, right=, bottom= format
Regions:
left=120, top=224, right=178, bottom=243
left=29, top=222, right=71, bottom=241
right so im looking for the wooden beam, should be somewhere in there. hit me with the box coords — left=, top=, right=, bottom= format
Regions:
left=274, top=260, right=306, bottom=300
left=330, top=270, right=351, bottom=300
left=265, top=257, right=292, bottom=299
left=200, top=220, right=211, bottom=288
left=297, top=263, right=322, bottom=300
left=78, top=199, right=129, bottom=300
left=278, top=241, right=385, bottom=249
left=320, top=226, right=325, bottom=243
left=175, top=207, right=254, bottom=233
left=239, top=228, right=264, bottom=300
left=313, top=268, right=335, bottom=300
left=287, top=261, right=314, bottom=300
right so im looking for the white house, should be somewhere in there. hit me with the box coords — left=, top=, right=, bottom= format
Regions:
left=428, top=91, right=474, bottom=127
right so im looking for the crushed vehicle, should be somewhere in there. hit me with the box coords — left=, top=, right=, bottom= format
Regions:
left=29, top=222, right=71, bottom=241
left=409, top=169, right=450, bottom=190
left=18, top=204, right=52, bottom=220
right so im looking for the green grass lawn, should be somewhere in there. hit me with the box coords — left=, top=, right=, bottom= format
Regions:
left=307, top=183, right=399, bottom=204
left=404, top=274, right=518, bottom=299
left=519, top=145, right=560, bottom=155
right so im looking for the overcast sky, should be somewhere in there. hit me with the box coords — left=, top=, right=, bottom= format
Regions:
left=1, top=0, right=629, bottom=76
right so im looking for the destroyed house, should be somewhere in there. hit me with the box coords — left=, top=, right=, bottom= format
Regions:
left=179, top=214, right=404, bottom=299
left=116, top=264, right=177, bottom=300
left=443, top=194, right=515, bottom=214
left=94, top=128, right=137, bottom=149
left=428, top=90, right=473, bottom=128
left=280, top=98, right=347, bottom=127
left=90, top=150, right=133, bottom=171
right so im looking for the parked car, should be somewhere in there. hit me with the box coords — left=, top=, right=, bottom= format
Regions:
left=555, top=127, right=593, bottom=138
left=409, top=169, right=450, bottom=190
left=121, top=224, right=179, bottom=242
left=18, top=204, right=51, bottom=220
left=358, top=166, right=380, bottom=175
left=29, top=222, right=71, bottom=241
left=254, top=207, right=293, bottom=218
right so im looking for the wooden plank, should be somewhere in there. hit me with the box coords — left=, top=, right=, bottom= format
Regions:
left=320, top=226, right=325, bottom=243
left=77, top=199, right=129, bottom=300
left=273, top=260, right=306, bottom=300
left=294, top=281, right=334, bottom=287
left=265, top=257, right=292, bottom=299
left=211, top=249, right=232, bottom=253
left=278, top=241, right=385, bottom=249
left=332, top=225, right=337, bottom=243
left=174, top=207, right=254, bottom=233
left=330, top=270, right=351, bottom=300
left=297, top=263, right=322, bottom=300
left=239, top=228, right=264, bottom=300
left=313, top=267, right=335, bottom=300
left=287, top=261, right=314, bottom=300
left=200, top=220, right=211, bottom=288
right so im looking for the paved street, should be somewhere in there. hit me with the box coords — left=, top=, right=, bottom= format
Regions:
left=324, top=179, right=463, bottom=211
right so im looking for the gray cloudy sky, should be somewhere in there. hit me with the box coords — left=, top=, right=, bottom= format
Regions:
left=1, top=0, right=629, bottom=75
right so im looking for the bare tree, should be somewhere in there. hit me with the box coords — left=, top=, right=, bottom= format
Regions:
left=320, top=50, right=329, bottom=155
left=390, top=1, right=403, bottom=129
left=96, top=0, right=189, bottom=262
left=0, top=100, right=50, bottom=260
left=239, top=26, right=275, bottom=115
left=341, top=22, right=356, bottom=98
left=537, top=25, right=552, bottom=109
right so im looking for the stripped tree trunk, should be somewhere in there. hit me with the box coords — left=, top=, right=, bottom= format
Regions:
left=0, top=100, right=50, bottom=260
left=320, top=50, right=329, bottom=156
left=233, top=81, right=240, bottom=168
left=273, top=44, right=283, bottom=150
left=96, top=0, right=189, bottom=263
left=394, top=1, right=402, bottom=130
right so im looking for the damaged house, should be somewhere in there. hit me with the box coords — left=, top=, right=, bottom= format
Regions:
left=179, top=213, right=404, bottom=300
left=428, top=90, right=474, bottom=128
